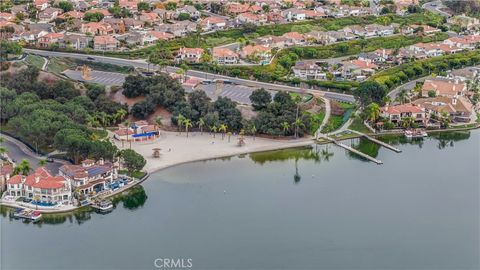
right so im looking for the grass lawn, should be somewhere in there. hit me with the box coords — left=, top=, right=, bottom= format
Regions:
left=321, top=115, right=344, bottom=133
left=25, top=55, right=45, bottom=69
left=91, top=129, right=109, bottom=140
left=47, top=57, right=71, bottom=74
left=310, top=111, right=326, bottom=134
left=349, top=116, right=371, bottom=133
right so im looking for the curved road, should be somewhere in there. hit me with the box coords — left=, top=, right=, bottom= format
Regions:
left=24, top=49, right=356, bottom=103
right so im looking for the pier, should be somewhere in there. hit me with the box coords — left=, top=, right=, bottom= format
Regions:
left=320, top=135, right=383, bottom=165
left=348, top=130, right=402, bottom=153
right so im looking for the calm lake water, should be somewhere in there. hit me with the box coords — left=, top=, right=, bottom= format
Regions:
left=1, top=131, right=479, bottom=270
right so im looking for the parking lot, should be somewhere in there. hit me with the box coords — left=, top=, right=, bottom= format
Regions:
left=63, top=69, right=127, bottom=86
left=194, top=83, right=276, bottom=105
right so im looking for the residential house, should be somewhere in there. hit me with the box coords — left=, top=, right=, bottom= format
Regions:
left=240, top=44, right=271, bottom=63
left=104, top=18, right=126, bottom=33
left=305, top=9, right=327, bottom=19
left=37, top=32, right=64, bottom=47
left=380, top=104, right=427, bottom=125
left=60, top=34, right=91, bottom=50
left=85, top=8, right=112, bottom=18
left=93, top=35, right=119, bottom=51
left=226, top=3, right=250, bottom=15
left=6, top=167, right=72, bottom=204
left=139, top=12, right=160, bottom=25
left=175, top=47, right=205, bottom=63
left=81, top=22, right=114, bottom=35
left=341, top=59, right=378, bottom=80
left=413, top=96, right=474, bottom=122
left=411, top=24, right=441, bottom=35
left=443, top=35, right=480, bottom=50
left=119, top=0, right=139, bottom=11
left=38, top=7, right=63, bottom=22
left=212, top=47, right=239, bottom=64
left=236, top=12, right=267, bottom=25
left=58, top=11, right=85, bottom=20
left=155, top=21, right=197, bottom=36
left=124, top=18, right=144, bottom=30
left=292, top=60, right=326, bottom=80
left=148, top=31, right=174, bottom=41
left=281, top=8, right=306, bottom=21
left=34, top=0, right=50, bottom=11
left=200, top=16, right=227, bottom=31
left=447, top=15, right=480, bottom=31
left=282, top=32, right=306, bottom=46
left=254, top=35, right=287, bottom=48
left=176, top=5, right=200, bottom=20
left=421, top=79, right=467, bottom=98
left=11, top=5, right=28, bottom=17
left=305, top=31, right=338, bottom=45
left=0, top=12, right=14, bottom=22
left=59, top=159, right=118, bottom=195
left=358, top=49, right=394, bottom=63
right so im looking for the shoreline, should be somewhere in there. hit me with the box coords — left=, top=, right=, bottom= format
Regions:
left=2, top=126, right=478, bottom=214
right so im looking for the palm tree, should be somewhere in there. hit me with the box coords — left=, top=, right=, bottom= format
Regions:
left=365, top=103, right=380, bottom=122
left=401, top=117, right=415, bottom=129
left=38, top=159, right=47, bottom=166
left=281, top=121, right=290, bottom=136
left=184, top=118, right=193, bottom=137
left=177, top=114, right=185, bottom=134
left=396, top=89, right=409, bottom=104
left=86, top=115, right=100, bottom=128
left=293, top=118, right=305, bottom=138
left=250, top=125, right=257, bottom=140
left=219, top=123, right=227, bottom=140
left=227, top=132, right=232, bottom=142
left=210, top=125, right=218, bottom=138
left=197, top=118, right=205, bottom=135
left=13, top=159, right=32, bottom=176
left=115, top=109, right=127, bottom=124
left=95, top=112, right=110, bottom=129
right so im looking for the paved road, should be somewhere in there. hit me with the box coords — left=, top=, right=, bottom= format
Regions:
left=1, top=135, right=65, bottom=174
left=422, top=0, right=452, bottom=17
left=24, top=49, right=356, bottom=103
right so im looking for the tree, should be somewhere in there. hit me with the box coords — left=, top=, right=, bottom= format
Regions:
left=354, top=81, right=387, bottom=106
left=364, top=102, right=380, bottom=122
left=428, top=90, right=437, bottom=98
left=281, top=121, right=290, bottom=136
left=249, top=88, right=272, bottom=111
left=165, top=2, right=177, bottom=10
left=210, top=125, right=217, bottom=138
left=293, top=118, right=305, bottom=138
left=197, top=118, right=205, bottom=134
left=114, top=108, right=127, bottom=123
left=38, top=159, right=47, bottom=166
left=120, top=149, right=146, bottom=174
left=84, top=12, right=104, bottom=22
left=55, top=1, right=74, bottom=12
left=178, top=13, right=191, bottom=21
left=13, top=159, right=32, bottom=176
left=0, top=40, right=22, bottom=60
left=184, top=118, right=193, bottom=137
left=219, top=123, right=227, bottom=139
left=137, top=2, right=150, bottom=11
left=155, top=116, right=163, bottom=127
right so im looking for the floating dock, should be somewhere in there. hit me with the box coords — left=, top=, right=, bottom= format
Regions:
left=320, top=135, right=383, bottom=165
left=349, top=130, right=402, bottom=153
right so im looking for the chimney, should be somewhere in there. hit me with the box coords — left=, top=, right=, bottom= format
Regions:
left=35, top=175, right=40, bottom=183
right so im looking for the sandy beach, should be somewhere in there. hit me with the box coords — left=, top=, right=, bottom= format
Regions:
left=111, top=131, right=315, bottom=173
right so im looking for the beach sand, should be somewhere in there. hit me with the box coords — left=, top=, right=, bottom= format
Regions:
left=112, top=131, right=314, bottom=173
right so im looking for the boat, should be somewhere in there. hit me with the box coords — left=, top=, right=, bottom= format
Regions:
left=405, top=129, right=428, bottom=139
left=91, top=200, right=113, bottom=212
left=13, top=208, right=42, bottom=222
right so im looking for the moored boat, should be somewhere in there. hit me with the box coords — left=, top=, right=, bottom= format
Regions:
left=91, top=200, right=113, bottom=212
left=13, top=208, right=42, bottom=222
left=405, top=129, right=428, bottom=139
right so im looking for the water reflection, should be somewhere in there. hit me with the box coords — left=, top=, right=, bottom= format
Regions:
left=0, top=185, right=148, bottom=226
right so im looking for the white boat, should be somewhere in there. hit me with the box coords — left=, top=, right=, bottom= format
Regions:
left=91, top=200, right=113, bottom=212
left=13, top=208, right=42, bottom=222
left=405, top=129, right=428, bottom=139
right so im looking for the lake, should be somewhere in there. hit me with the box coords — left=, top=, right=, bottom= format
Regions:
left=1, top=130, right=479, bottom=270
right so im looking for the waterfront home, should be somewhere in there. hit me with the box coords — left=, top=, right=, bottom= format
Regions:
left=6, top=167, right=72, bottom=204
left=212, top=47, right=239, bottom=65
left=421, top=79, right=467, bottom=98
left=59, top=159, right=118, bottom=195
left=292, top=60, right=326, bottom=80
left=114, top=120, right=160, bottom=142
left=413, top=96, right=474, bottom=123
left=93, top=35, right=119, bottom=51
left=175, top=47, right=205, bottom=63
left=380, top=104, right=427, bottom=126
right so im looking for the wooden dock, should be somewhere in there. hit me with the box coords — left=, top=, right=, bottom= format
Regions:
left=349, top=130, right=402, bottom=153
left=320, top=136, right=383, bottom=165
